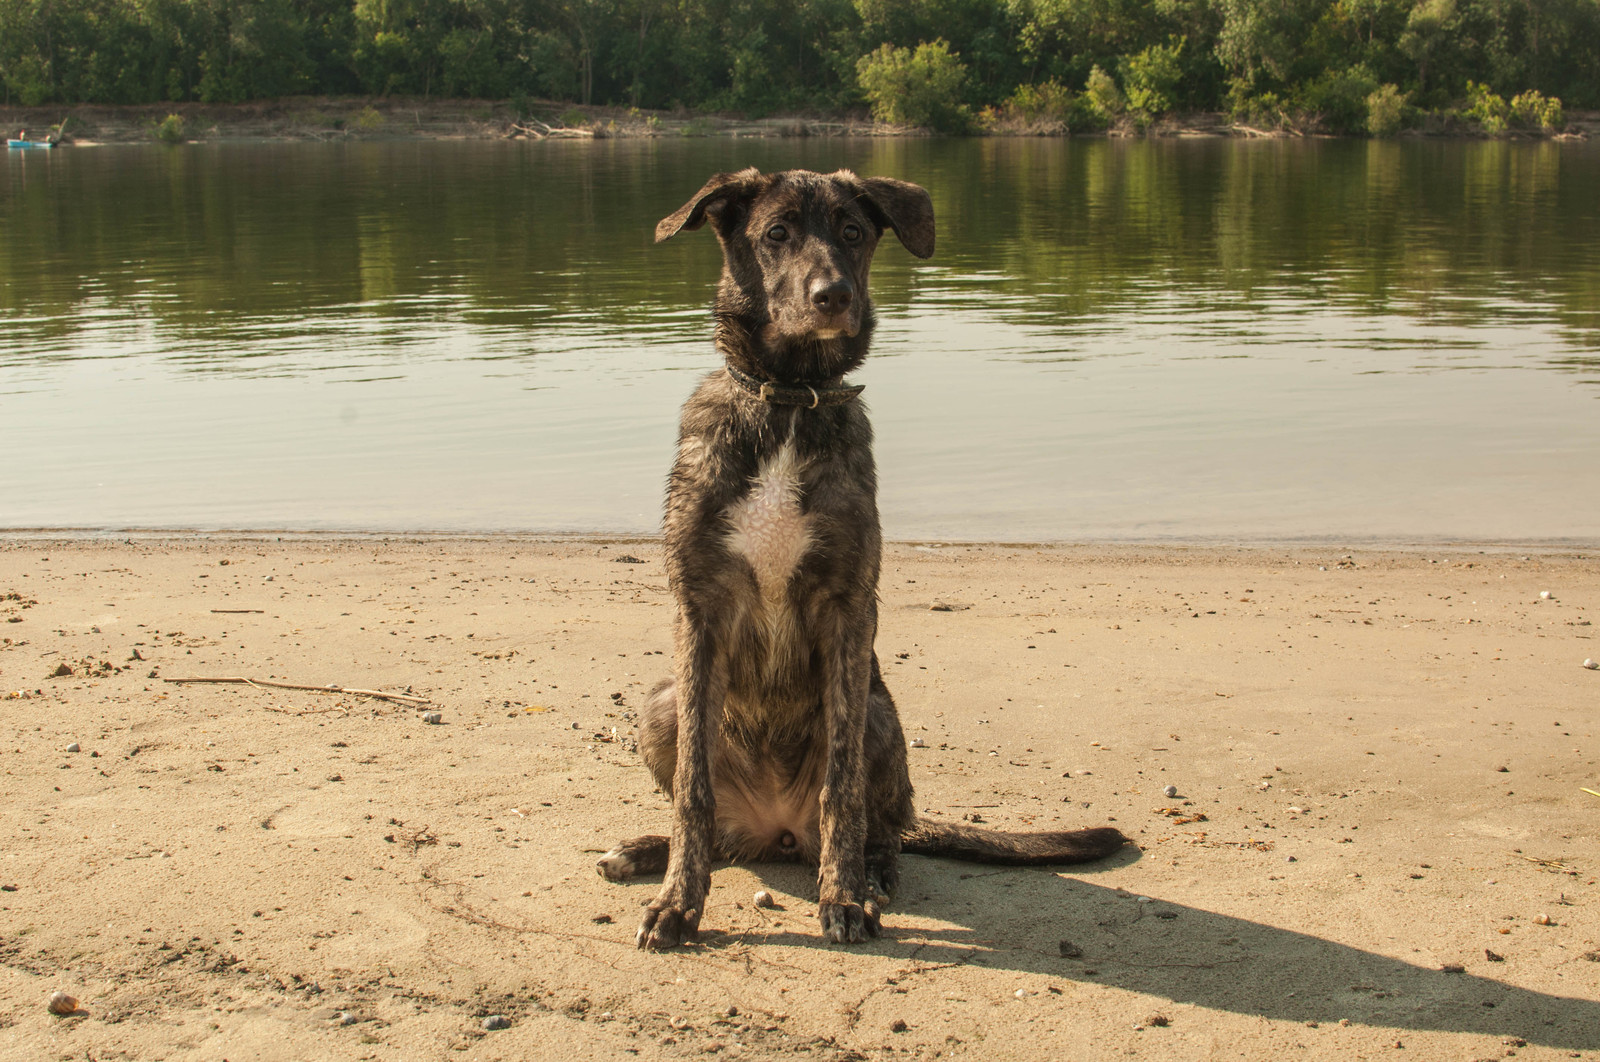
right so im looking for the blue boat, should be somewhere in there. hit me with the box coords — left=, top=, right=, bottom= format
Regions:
left=6, top=138, right=56, bottom=148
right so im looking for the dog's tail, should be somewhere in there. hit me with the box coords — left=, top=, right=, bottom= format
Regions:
left=899, top=820, right=1128, bottom=865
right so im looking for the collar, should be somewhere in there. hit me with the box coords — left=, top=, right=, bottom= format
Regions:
left=725, top=364, right=864, bottom=408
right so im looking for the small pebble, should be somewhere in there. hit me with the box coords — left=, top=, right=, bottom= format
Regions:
left=421, top=711, right=442, bottom=725
left=1014, top=989, right=1027, bottom=999
left=482, top=1014, right=511, bottom=1031
left=753, top=890, right=775, bottom=909
left=1539, top=590, right=1552, bottom=599
left=909, top=737, right=926, bottom=748
left=1583, top=658, right=1598, bottom=670
left=335, top=1011, right=359, bottom=1026
left=1058, top=940, right=1083, bottom=958
left=1162, top=784, right=1178, bottom=798
left=65, top=743, right=80, bottom=753
left=1135, top=895, right=1153, bottom=904
left=889, top=1018, right=909, bottom=1033
left=47, top=991, right=79, bottom=1016
left=1534, top=913, right=1553, bottom=925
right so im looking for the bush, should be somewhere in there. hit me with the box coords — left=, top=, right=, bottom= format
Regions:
left=1366, top=84, right=1406, bottom=135
left=980, top=79, right=1076, bottom=132
left=1300, top=66, right=1379, bottom=133
left=152, top=113, right=185, bottom=143
left=1084, top=65, right=1125, bottom=123
left=856, top=40, right=972, bottom=133
left=1465, top=80, right=1509, bottom=133
left=1509, top=90, right=1563, bottom=130
left=1120, top=37, right=1185, bottom=117
left=355, top=106, right=385, bottom=130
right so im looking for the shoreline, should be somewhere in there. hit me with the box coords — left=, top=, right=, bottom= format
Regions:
left=1, top=536, right=1596, bottom=1059
left=4, top=96, right=1596, bottom=145
left=4, top=529, right=1599, bottom=555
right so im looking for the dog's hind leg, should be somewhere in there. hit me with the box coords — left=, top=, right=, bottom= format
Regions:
left=597, top=835, right=670, bottom=881
left=598, top=681, right=681, bottom=883
left=863, top=660, right=915, bottom=910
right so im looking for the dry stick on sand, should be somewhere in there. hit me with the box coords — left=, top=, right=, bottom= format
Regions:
left=163, top=676, right=431, bottom=706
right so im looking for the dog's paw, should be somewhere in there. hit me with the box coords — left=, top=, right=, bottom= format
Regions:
left=819, top=900, right=880, bottom=944
left=637, top=903, right=700, bottom=950
left=596, top=847, right=636, bottom=882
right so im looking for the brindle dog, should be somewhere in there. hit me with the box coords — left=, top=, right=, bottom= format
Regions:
left=598, top=167, right=1127, bottom=949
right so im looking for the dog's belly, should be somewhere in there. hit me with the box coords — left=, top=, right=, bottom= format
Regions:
left=714, top=771, right=822, bottom=862
left=724, top=441, right=812, bottom=599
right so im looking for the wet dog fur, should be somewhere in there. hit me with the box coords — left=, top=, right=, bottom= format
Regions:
left=597, top=167, right=1128, bottom=949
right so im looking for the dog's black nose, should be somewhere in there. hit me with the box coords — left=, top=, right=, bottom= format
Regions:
left=810, top=279, right=853, bottom=314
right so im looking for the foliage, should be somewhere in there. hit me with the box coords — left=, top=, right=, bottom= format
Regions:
left=152, top=112, right=185, bottom=142
left=979, top=78, right=1077, bottom=132
left=1365, top=83, right=1405, bottom=135
left=1509, top=89, right=1562, bottom=131
left=1398, top=0, right=1455, bottom=101
left=1464, top=79, right=1508, bottom=132
left=0, top=0, right=1594, bottom=127
left=1299, top=64, right=1379, bottom=134
left=1119, top=36, right=1184, bottom=117
left=1083, top=64, right=1124, bottom=123
left=855, top=39, right=971, bottom=132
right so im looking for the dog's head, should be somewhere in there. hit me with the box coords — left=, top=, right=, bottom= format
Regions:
left=657, top=168, right=934, bottom=381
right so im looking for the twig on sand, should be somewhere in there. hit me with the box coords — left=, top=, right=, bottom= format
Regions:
left=1581, top=787, right=1600, bottom=799
left=163, top=675, right=431, bottom=705
left=1516, top=853, right=1568, bottom=869
left=209, top=608, right=264, bottom=614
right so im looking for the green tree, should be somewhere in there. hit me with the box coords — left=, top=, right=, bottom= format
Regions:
left=855, top=38, right=972, bottom=130
left=1119, top=33, right=1183, bottom=115
left=1397, top=0, right=1453, bottom=98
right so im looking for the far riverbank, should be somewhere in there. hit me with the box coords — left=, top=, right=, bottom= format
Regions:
left=4, top=95, right=1595, bottom=145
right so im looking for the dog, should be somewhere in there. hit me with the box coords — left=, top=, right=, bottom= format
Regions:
left=597, top=168, right=1127, bottom=949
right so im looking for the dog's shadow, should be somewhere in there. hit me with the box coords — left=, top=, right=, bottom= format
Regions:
left=672, top=849, right=1599, bottom=1051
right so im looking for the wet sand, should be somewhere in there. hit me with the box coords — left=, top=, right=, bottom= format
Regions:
left=1, top=536, right=1596, bottom=1061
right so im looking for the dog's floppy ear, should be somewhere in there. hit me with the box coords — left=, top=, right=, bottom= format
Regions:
left=655, top=167, right=765, bottom=243
left=855, top=176, right=936, bottom=259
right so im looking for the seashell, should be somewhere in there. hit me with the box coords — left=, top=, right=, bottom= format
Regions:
left=1162, top=784, right=1178, bottom=798
left=909, top=737, right=926, bottom=748
left=1534, top=913, right=1553, bottom=925
left=421, top=711, right=442, bottom=725
left=1539, top=590, right=1552, bottom=600
left=1583, top=659, right=1598, bottom=670
left=753, top=890, right=775, bottom=908
left=48, top=991, right=78, bottom=1015
left=65, top=743, right=80, bottom=753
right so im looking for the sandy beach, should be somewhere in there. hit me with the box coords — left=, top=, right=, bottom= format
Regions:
left=0, top=536, right=1595, bottom=1061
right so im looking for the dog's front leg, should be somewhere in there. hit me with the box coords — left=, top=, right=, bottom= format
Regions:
left=817, top=632, right=877, bottom=943
left=637, top=618, right=722, bottom=949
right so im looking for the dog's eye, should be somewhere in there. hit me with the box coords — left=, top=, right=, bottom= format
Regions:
left=841, top=223, right=862, bottom=242
left=766, top=224, right=789, bottom=242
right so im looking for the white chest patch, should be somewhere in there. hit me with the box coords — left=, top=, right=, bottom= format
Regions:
left=725, top=442, right=812, bottom=599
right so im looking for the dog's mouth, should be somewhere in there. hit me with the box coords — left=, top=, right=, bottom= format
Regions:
left=807, top=311, right=860, bottom=340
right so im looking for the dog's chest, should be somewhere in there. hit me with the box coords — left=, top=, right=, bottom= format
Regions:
left=725, top=441, right=813, bottom=597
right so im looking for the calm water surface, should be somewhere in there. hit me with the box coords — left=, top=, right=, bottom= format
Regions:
left=2, top=137, right=1598, bottom=542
